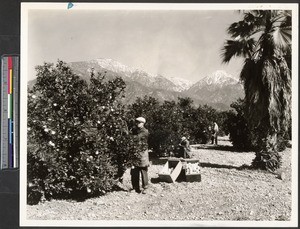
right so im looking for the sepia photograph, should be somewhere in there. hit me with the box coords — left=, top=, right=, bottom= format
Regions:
left=20, top=2, right=298, bottom=227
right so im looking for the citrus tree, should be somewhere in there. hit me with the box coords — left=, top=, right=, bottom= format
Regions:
left=27, top=61, right=139, bottom=204
left=223, top=99, right=253, bottom=151
left=127, top=96, right=223, bottom=156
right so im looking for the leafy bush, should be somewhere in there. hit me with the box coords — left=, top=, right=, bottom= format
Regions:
left=127, top=96, right=223, bottom=156
left=223, top=99, right=253, bottom=151
left=195, top=104, right=220, bottom=143
left=27, top=61, right=139, bottom=204
left=127, top=96, right=181, bottom=156
left=224, top=98, right=291, bottom=152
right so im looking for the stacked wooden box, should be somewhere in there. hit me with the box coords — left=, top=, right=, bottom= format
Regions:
left=158, top=159, right=183, bottom=183
left=182, top=159, right=202, bottom=182
left=158, top=158, right=201, bottom=183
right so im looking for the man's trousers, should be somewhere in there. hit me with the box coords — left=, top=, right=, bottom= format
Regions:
left=130, top=166, right=148, bottom=192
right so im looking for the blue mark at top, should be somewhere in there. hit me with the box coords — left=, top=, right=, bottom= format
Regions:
left=67, top=2, right=74, bottom=9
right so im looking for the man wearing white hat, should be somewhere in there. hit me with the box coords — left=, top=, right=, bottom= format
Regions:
left=179, top=136, right=191, bottom=158
left=130, top=117, right=150, bottom=194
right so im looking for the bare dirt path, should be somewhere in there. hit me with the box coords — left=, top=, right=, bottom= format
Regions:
left=26, top=137, right=293, bottom=224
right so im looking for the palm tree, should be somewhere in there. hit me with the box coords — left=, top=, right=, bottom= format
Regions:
left=221, top=10, right=292, bottom=171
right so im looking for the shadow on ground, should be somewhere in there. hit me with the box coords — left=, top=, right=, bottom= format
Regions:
left=191, top=144, right=251, bottom=153
left=150, top=170, right=191, bottom=184
left=150, top=177, right=161, bottom=184
left=150, top=157, right=168, bottom=166
left=199, top=162, right=249, bottom=170
left=150, top=157, right=253, bottom=175
left=149, top=164, right=253, bottom=186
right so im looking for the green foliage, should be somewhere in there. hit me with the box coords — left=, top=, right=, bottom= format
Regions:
left=224, top=99, right=253, bottom=151
left=127, top=96, right=179, bottom=156
left=224, top=98, right=291, bottom=152
left=27, top=61, right=140, bottom=204
left=127, top=96, right=224, bottom=156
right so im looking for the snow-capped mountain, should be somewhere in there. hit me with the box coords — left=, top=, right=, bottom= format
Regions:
left=28, top=58, right=244, bottom=110
left=93, top=58, right=134, bottom=74
left=166, top=76, right=193, bottom=92
left=68, top=59, right=244, bottom=109
left=186, top=70, right=244, bottom=108
left=92, top=58, right=157, bottom=80
left=195, top=70, right=240, bottom=88
left=93, top=58, right=135, bottom=75
left=68, top=59, right=187, bottom=92
left=68, top=58, right=141, bottom=79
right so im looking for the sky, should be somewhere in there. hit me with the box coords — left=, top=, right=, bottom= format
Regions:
left=27, top=7, right=245, bottom=83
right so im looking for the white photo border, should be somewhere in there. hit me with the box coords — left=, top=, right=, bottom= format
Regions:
left=20, top=2, right=299, bottom=227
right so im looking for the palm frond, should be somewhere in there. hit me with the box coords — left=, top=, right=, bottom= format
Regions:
left=227, top=19, right=255, bottom=38
left=273, top=27, right=291, bottom=49
left=272, top=13, right=291, bottom=51
left=272, top=10, right=292, bottom=24
left=221, top=38, right=255, bottom=63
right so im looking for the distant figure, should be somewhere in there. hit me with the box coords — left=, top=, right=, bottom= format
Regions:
left=208, top=125, right=214, bottom=144
left=179, top=136, right=191, bottom=158
left=213, top=122, right=219, bottom=145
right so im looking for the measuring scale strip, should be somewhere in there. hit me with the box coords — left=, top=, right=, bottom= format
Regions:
left=1, top=55, right=19, bottom=169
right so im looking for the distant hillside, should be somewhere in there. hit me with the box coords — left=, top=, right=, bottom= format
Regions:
left=28, top=59, right=244, bottom=110
left=186, top=70, right=244, bottom=108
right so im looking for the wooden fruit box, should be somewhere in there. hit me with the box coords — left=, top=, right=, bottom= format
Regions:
left=158, top=159, right=183, bottom=183
left=183, top=159, right=201, bottom=182
left=180, top=159, right=200, bottom=168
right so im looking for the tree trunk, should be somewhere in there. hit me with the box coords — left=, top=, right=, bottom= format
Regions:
left=251, top=131, right=282, bottom=171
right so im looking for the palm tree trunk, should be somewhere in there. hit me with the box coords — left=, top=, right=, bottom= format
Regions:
left=251, top=123, right=282, bottom=171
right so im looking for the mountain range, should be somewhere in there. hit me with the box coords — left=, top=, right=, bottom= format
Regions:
left=29, top=58, right=244, bottom=110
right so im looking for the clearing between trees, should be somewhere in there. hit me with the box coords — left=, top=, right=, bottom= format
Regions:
left=26, top=136, right=292, bottom=224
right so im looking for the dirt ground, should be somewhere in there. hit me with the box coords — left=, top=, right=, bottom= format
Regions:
left=26, top=136, right=294, bottom=226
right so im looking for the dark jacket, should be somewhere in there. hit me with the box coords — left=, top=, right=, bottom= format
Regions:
left=180, top=139, right=191, bottom=152
left=134, top=127, right=149, bottom=167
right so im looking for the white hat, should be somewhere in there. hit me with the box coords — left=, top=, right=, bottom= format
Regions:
left=136, top=117, right=146, bottom=123
left=181, top=136, right=187, bottom=140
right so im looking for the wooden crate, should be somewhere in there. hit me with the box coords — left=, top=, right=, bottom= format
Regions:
left=158, top=159, right=183, bottom=183
left=183, top=159, right=201, bottom=182
left=180, top=159, right=200, bottom=169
